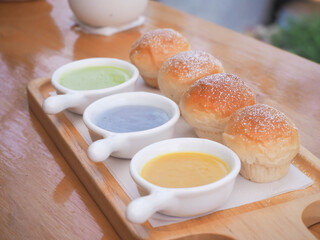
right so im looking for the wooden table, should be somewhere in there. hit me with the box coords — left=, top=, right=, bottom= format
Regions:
left=1, top=0, right=320, bottom=239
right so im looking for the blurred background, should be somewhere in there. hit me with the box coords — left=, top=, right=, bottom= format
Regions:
left=157, top=0, right=320, bottom=64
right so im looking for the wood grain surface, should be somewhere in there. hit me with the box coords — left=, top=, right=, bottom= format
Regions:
left=0, top=0, right=320, bottom=239
left=28, top=77, right=320, bottom=240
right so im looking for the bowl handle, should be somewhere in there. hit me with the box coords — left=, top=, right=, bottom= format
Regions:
left=126, top=191, right=176, bottom=224
left=87, top=135, right=125, bottom=162
left=42, top=93, right=85, bottom=114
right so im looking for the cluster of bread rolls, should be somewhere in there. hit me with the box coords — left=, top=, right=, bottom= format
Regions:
left=129, top=28, right=299, bottom=183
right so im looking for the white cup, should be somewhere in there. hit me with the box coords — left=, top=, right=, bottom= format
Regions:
left=126, top=138, right=241, bottom=224
left=68, top=0, right=148, bottom=27
left=42, top=58, right=139, bottom=115
left=83, top=92, right=180, bottom=162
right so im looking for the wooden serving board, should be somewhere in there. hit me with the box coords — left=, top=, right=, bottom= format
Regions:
left=27, top=77, right=320, bottom=240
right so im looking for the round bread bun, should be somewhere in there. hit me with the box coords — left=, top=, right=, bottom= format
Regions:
left=129, top=28, right=191, bottom=88
left=223, top=104, right=300, bottom=183
left=158, top=50, right=224, bottom=104
left=180, top=73, right=256, bottom=143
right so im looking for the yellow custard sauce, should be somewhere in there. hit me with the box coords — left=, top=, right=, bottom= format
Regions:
left=141, top=152, right=229, bottom=188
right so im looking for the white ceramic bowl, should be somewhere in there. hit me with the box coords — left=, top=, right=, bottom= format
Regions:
left=42, top=58, right=139, bottom=115
left=83, top=92, right=180, bottom=162
left=68, top=0, right=148, bottom=27
left=126, top=138, right=241, bottom=224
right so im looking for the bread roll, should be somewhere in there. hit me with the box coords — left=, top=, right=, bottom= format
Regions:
left=223, top=104, right=300, bottom=182
left=129, top=28, right=191, bottom=88
left=180, top=73, right=256, bottom=143
left=158, top=50, right=224, bottom=104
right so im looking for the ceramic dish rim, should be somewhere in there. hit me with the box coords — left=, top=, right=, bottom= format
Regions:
left=83, top=91, right=180, bottom=138
left=130, top=137, right=241, bottom=195
left=51, top=57, right=139, bottom=95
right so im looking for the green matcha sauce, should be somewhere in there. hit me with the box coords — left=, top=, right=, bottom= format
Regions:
left=59, top=66, right=131, bottom=90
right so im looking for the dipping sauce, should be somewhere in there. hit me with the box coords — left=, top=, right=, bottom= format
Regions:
left=95, top=105, right=170, bottom=133
left=141, top=152, right=229, bottom=188
left=59, top=66, right=131, bottom=90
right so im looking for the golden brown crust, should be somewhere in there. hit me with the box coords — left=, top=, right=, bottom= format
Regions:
left=158, top=50, right=224, bottom=103
left=179, top=73, right=256, bottom=143
left=180, top=73, right=256, bottom=119
left=224, top=104, right=298, bottom=142
left=129, top=28, right=190, bottom=88
left=223, top=104, right=300, bottom=182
